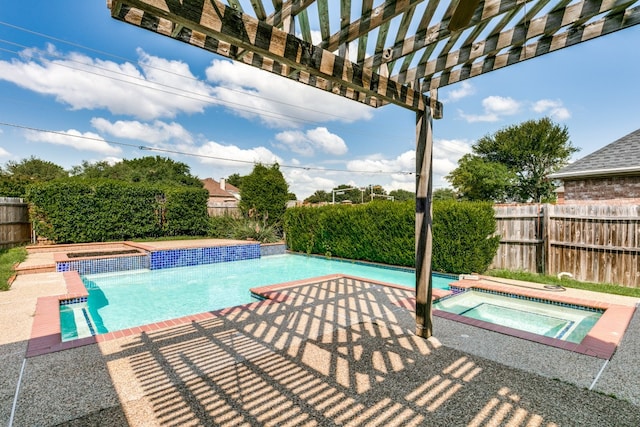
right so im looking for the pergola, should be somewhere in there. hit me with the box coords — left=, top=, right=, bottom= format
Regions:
left=106, top=0, right=640, bottom=338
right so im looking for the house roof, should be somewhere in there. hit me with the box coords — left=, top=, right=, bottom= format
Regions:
left=201, top=178, right=240, bottom=198
left=549, top=128, right=640, bottom=180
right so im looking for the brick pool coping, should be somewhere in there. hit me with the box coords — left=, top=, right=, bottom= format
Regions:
left=27, top=273, right=352, bottom=358
left=27, top=273, right=635, bottom=360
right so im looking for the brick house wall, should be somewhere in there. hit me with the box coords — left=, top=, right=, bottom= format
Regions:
left=563, top=175, right=640, bottom=203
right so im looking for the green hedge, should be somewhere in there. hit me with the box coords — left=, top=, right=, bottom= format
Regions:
left=283, top=200, right=500, bottom=274
left=432, top=201, right=500, bottom=274
left=163, top=187, right=209, bottom=236
left=27, top=179, right=209, bottom=243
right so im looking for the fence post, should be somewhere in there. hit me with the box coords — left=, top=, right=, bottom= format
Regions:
left=535, top=204, right=543, bottom=274
left=542, top=204, right=551, bottom=275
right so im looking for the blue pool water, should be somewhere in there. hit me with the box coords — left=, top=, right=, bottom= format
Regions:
left=434, top=290, right=602, bottom=343
left=61, top=254, right=454, bottom=340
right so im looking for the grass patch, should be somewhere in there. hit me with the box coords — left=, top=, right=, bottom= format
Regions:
left=486, top=269, right=640, bottom=298
left=0, top=246, right=27, bottom=291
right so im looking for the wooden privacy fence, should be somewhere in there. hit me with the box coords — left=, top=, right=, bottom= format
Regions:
left=491, top=204, right=640, bottom=287
left=0, top=197, right=31, bottom=249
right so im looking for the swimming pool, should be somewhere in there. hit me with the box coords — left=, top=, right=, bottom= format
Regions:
left=61, top=254, right=454, bottom=340
left=434, top=289, right=603, bottom=343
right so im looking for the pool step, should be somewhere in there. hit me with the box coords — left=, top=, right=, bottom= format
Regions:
left=61, top=303, right=96, bottom=342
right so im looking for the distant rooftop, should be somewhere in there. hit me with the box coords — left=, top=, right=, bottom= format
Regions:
left=550, top=128, right=640, bottom=179
left=201, top=178, right=240, bottom=198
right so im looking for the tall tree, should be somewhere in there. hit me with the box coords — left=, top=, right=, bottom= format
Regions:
left=447, top=118, right=578, bottom=202
left=73, top=156, right=202, bottom=187
left=239, top=163, right=289, bottom=225
left=3, top=156, right=68, bottom=181
left=1, top=157, right=68, bottom=197
left=389, top=189, right=415, bottom=202
left=226, top=173, right=244, bottom=189
left=447, top=155, right=516, bottom=202
left=304, top=190, right=331, bottom=204
left=432, top=188, right=457, bottom=201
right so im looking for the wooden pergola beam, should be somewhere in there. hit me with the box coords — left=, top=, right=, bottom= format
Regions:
left=265, top=0, right=315, bottom=28
left=319, top=0, right=423, bottom=53
left=109, top=0, right=443, bottom=115
left=424, top=4, right=640, bottom=89
left=362, top=0, right=524, bottom=71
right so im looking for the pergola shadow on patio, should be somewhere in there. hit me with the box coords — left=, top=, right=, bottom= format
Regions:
left=12, top=276, right=640, bottom=425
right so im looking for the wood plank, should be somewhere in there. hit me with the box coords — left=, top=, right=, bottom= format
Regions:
left=298, top=9, right=312, bottom=42
left=317, top=0, right=330, bottom=41
left=363, top=0, right=521, bottom=70
left=266, top=0, right=315, bottom=28
left=249, top=0, right=267, bottom=20
left=320, top=0, right=423, bottom=53
left=387, top=6, right=418, bottom=74
left=356, top=0, right=374, bottom=63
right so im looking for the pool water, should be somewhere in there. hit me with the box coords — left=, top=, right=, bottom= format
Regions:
left=434, top=290, right=602, bottom=343
left=61, top=254, right=453, bottom=340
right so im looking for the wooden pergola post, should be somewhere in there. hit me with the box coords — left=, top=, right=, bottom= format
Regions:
left=415, top=106, right=434, bottom=338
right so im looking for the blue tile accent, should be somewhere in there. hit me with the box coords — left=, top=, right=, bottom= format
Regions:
left=56, top=244, right=262, bottom=274
left=56, top=255, right=150, bottom=275
left=59, top=297, right=88, bottom=305
left=149, top=244, right=261, bottom=270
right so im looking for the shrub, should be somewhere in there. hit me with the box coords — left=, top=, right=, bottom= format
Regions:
left=284, top=201, right=415, bottom=266
left=163, top=187, right=209, bottom=236
left=208, top=215, right=282, bottom=243
left=27, top=179, right=209, bottom=243
left=432, top=201, right=500, bottom=274
left=231, top=220, right=281, bottom=243
left=283, top=200, right=500, bottom=274
left=208, top=214, right=238, bottom=239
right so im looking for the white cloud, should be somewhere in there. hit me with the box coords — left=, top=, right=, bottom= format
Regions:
left=205, top=59, right=373, bottom=128
left=459, top=95, right=521, bottom=122
left=0, top=45, right=213, bottom=120
left=0, top=147, right=10, bottom=158
left=283, top=168, right=337, bottom=200
left=194, top=140, right=282, bottom=168
left=275, top=127, right=347, bottom=156
left=433, top=138, right=472, bottom=176
left=484, top=95, right=520, bottom=115
left=24, top=128, right=121, bottom=155
left=91, top=118, right=194, bottom=145
left=443, top=81, right=475, bottom=102
left=532, top=99, right=571, bottom=121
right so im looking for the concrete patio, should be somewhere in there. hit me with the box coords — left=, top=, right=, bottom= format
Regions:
left=2, top=245, right=640, bottom=426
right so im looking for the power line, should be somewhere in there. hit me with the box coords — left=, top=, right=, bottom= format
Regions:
left=0, top=121, right=415, bottom=175
left=0, top=22, right=364, bottom=124
left=0, top=42, right=320, bottom=126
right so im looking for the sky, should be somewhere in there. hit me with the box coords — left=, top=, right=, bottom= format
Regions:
left=0, top=1, right=639, bottom=200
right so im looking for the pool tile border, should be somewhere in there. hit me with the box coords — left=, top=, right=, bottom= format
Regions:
left=52, top=241, right=262, bottom=275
